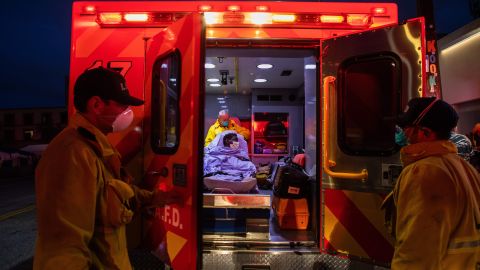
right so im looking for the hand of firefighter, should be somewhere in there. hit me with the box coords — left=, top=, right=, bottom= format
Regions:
left=150, top=189, right=183, bottom=208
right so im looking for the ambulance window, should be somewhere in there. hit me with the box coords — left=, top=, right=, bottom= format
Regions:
left=151, top=51, right=180, bottom=154
left=337, top=53, right=401, bottom=155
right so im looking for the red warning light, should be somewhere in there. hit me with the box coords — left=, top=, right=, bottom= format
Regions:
left=198, top=5, right=212, bottom=12
left=82, top=5, right=96, bottom=14
left=372, top=7, right=386, bottom=15
left=99, top=13, right=122, bottom=24
left=227, top=5, right=241, bottom=12
left=256, top=6, right=269, bottom=12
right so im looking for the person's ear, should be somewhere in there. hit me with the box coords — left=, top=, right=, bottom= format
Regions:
left=420, top=127, right=435, bottom=138
left=86, top=96, right=105, bottom=115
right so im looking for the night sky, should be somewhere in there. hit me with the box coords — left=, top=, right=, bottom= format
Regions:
left=0, top=0, right=475, bottom=109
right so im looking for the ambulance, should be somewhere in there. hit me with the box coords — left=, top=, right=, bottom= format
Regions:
left=69, top=1, right=427, bottom=269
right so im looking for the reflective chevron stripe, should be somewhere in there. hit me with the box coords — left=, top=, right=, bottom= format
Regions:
left=448, top=238, right=480, bottom=252
left=324, top=189, right=394, bottom=263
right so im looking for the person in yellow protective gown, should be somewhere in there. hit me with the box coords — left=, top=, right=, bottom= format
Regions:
left=205, top=109, right=250, bottom=147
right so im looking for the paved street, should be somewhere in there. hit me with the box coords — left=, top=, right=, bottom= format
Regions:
left=0, top=176, right=36, bottom=269
left=0, top=175, right=163, bottom=270
left=0, top=210, right=36, bottom=269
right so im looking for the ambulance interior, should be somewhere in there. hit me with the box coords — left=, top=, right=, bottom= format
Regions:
left=202, top=47, right=318, bottom=247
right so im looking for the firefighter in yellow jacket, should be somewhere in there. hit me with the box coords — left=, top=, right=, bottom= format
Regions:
left=34, top=67, right=180, bottom=270
left=390, top=97, right=480, bottom=269
left=205, top=109, right=250, bottom=147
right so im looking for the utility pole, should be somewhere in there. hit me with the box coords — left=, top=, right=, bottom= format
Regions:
left=417, top=0, right=442, bottom=98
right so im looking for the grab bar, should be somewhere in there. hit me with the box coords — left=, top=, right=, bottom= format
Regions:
left=322, top=76, right=368, bottom=181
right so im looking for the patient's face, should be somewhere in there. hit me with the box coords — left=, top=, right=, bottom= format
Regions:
left=223, top=133, right=239, bottom=149
left=230, top=141, right=240, bottom=150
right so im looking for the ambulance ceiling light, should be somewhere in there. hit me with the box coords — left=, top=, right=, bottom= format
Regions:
left=205, top=63, right=216, bottom=69
left=217, top=97, right=225, bottom=100
left=124, top=13, right=150, bottom=22
left=161, top=64, right=168, bottom=69
left=254, top=79, right=267, bottom=83
left=305, top=64, right=316, bottom=70
left=210, top=83, right=222, bottom=87
left=207, top=78, right=220, bottom=82
left=221, top=105, right=228, bottom=109
left=218, top=100, right=226, bottom=104
left=99, top=13, right=122, bottom=24
left=257, top=64, right=273, bottom=69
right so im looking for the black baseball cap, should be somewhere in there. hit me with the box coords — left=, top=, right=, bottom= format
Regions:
left=397, top=97, right=458, bottom=135
left=74, top=67, right=144, bottom=106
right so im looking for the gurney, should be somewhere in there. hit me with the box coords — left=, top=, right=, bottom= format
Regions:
left=203, top=130, right=257, bottom=193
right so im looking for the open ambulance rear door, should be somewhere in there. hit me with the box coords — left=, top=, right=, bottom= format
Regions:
left=320, top=19, right=425, bottom=265
left=143, top=13, right=204, bottom=269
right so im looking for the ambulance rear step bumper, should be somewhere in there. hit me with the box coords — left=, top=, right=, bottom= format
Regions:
left=128, top=248, right=390, bottom=269
left=203, top=249, right=390, bottom=270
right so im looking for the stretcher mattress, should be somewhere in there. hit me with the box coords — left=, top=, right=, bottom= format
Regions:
left=203, top=176, right=257, bottom=193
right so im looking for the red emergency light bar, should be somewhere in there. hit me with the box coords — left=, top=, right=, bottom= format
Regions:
left=97, top=12, right=188, bottom=26
left=97, top=11, right=373, bottom=28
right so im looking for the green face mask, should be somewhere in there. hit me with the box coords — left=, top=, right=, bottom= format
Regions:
left=395, top=127, right=408, bottom=147
left=221, top=121, right=229, bottom=127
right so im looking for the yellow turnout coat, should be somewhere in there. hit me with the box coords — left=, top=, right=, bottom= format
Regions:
left=392, top=141, right=480, bottom=270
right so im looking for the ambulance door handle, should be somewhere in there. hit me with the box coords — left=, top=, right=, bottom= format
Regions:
left=149, top=167, right=169, bottom=178
left=322, top=76, right=368, bottom=181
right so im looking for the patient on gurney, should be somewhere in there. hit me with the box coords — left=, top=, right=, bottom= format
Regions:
left=203, top=131, right=257, bottom=193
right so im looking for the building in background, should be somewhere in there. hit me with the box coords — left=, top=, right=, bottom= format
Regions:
left=438, top=18, right=480, bottom=135
left=0, top=107, right=67, bottom=149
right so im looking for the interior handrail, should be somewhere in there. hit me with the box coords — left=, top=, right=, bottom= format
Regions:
left=322, top=76, right=368, bottom=181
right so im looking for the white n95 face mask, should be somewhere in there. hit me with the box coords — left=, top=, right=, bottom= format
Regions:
left=112, top=108, right=134, bottom=132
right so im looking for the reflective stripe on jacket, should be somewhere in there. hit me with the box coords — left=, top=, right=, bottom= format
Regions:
left=392, top=140, right=480, bottom=270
